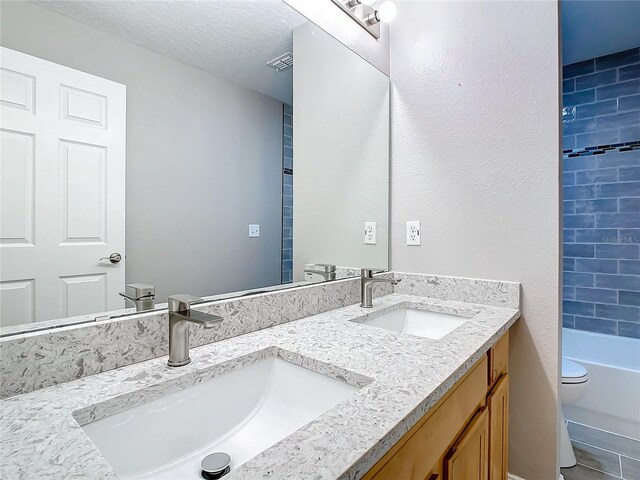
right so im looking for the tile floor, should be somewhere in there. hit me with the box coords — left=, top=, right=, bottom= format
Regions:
left=561, top=421, right=640, bottom=480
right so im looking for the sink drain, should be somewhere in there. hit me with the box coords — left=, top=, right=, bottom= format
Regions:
left=201, top=452, right=231, bottom=479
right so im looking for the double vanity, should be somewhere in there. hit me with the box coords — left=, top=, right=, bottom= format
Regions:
left=0, top=272, right=520, bottom=480
left=0, top=3, right=531, bottom=478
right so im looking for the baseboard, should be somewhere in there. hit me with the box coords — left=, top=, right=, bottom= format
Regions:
left=508, top=474, right=526, bottom=480
left=509, top=471, right=564, bottom=480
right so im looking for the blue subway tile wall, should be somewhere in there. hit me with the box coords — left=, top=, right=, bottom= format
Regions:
left=562, top=149, right=640, bottom=339
left=563, top=48, right=640, bottom=339
left=281, top=104, right=293, bottom=284
left=563, top=48, right=640, bottom=150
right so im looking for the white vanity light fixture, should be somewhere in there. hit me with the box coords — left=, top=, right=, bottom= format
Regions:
left=331, top=0, right=397, bottom=39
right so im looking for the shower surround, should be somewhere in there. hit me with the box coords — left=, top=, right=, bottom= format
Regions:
left=562, top=48, right=640, bottom=339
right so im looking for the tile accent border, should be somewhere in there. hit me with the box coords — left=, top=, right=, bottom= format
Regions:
left=564, top=140, right=640, bottom=157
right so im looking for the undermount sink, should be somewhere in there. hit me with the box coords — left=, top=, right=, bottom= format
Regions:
left=80, top=356, right=360, bottom=479
left=356, top=307, right=471, bottom=340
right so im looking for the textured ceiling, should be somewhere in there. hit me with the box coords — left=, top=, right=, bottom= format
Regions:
left=34, top=0, right=307, bottom=104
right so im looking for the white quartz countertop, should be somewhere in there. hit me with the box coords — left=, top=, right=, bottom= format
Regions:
left=0, top=293, right=519, bottom=480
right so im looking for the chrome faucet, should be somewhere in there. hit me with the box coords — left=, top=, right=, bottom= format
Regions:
left=167, top=295, right=223, bottom=367
left=360, top=268, right=401, bottom=308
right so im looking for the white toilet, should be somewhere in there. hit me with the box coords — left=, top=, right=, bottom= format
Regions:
left=560, top=357, right=590, bottom=467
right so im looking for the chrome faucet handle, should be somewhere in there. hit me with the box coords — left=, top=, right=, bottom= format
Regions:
left=361, top=268, right=386, bottom=277
left=121, top=283, right=155, bottom=300
left=120, top=283, right=155, bottom=312
left=168, top=294, right=203, bottom=313
left=360, top=269, right=400, bottom=284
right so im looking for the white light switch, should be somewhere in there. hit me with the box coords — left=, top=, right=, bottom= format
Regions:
left=406, top=221, right=421, bottom=245
left=364, top=222, right=377, bottom=244
left=249, top=224, right=260, bottom=238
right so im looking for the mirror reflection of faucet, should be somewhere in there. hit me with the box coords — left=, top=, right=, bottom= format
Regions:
left=304, top=264, right=337, bottom=281
left=119, top=284, right=156, bottom=312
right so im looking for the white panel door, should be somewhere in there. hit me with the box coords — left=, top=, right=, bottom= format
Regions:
left=0, top=47, right=126, bottom=327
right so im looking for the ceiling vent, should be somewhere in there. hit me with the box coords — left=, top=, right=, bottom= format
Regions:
left=267, top=52, right=293, bottom=72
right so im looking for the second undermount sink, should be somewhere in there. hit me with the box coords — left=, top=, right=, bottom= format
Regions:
left=356, top=307, right=472, bottom=340
left=79, top=355, right=360, bottom=479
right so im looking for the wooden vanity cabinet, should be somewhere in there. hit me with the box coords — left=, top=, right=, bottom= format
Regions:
left=363, top=332, right=510, bottom=480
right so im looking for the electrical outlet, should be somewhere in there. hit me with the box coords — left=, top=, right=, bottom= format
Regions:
left=364, top=222, right=377, bottom=245
left=249, top=224, right=260, bottom=238
left=406, top=221, right=421, bottom=245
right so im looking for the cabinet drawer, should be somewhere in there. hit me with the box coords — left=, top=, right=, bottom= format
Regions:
left=488, top=332, right=509, bottom=386
left=365, top=356, right=488, bottom=480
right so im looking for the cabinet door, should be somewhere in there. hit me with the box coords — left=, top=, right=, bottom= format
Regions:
left=488, top=374, right=509, bottom=480
left=444, top=407, right=489, bottom=480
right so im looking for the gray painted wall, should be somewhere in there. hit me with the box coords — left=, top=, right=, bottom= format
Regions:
left=389, top=2, right=561, bottom=478
left=292, top=22, right=389, bottom=281
left=1, top=2, right=283, bottom=304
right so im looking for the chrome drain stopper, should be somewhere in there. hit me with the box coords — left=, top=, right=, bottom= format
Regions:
left=201, top=452, right=231, bottom=480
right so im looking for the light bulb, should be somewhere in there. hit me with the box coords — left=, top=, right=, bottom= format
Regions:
left=377, top=1, right=397, bottom=23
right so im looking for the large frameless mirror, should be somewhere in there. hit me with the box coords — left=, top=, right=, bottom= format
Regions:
left=0, top=0, right=389, bottom=335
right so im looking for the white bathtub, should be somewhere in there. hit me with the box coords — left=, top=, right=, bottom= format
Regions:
left=563, top=328, right=640, bottom=440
